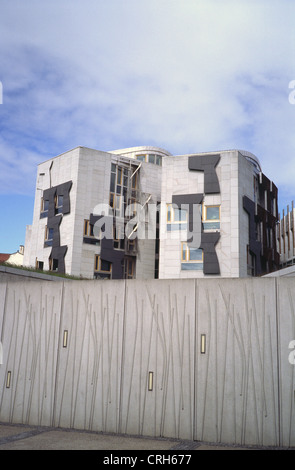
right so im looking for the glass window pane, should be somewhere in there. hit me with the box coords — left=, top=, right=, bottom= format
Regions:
left=182, top=243, right=187, bottom=261
left=167, top=204, right=171, bottom=222
left=111, top=163, right=116, bottom=173
left=128, top=260, right=133, bottom=275
left=84, top=220, right=89, bottom=236
left=136, top=155, right=146, bottom=162
left=189, top=247, right=203, bottom=261
left=132, top=173, right=137, bottom=189
left=110, top=172, right=116, bottom=192
left=174, top=208, right=187, bottom=222
left=206, top=206, right=220, bottom=220
left=117, top=167, right=122, bottom=184
left=156, top=155, right=162, bottom=166
left=101, top=259, right=111, bottom=272
left=148, top=154, right=155, bottom=164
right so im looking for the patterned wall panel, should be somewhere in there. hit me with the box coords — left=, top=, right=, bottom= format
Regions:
left=276, top=278, right=295, bottom=447
left=0, top=281, right=63, bottom=426
left=52, top=281, right=125, bottom=433
left=120, top=279, right=196, bottom=440
left=194, top=278, right=280, bottom=446
left=0, top=278, right=294, bottom=447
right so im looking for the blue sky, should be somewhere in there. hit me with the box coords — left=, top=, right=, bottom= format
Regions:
left=0, top=0, right=295, bottom=254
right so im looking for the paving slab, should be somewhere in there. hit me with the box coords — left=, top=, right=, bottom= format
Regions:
left=0, top=423, right=291, bottom=453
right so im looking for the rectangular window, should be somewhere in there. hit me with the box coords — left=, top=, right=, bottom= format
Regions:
left=124, top=258, right=135, bottom=279
left=84, top=219, right=89, bottom=236
left=83, top=219, right=94, bottom=237
left=123, top=168, right=128, bottom=187
left=49, top=258, right=58, bottom=271
left=136, top=154, right=146, bottom=162
left=35, top=260, right=44, bottom=270
left=247, top=245, right=256, bottom=276
left=114, top=224, right=125, bottom=250
left=109, top=192, right=115, bottom=209
left=44, top=226, right=54, bottom=247
left=110, top=172, right=116, bottom=192
left=83, top=219, right=98, bottom=245
left=148, top=154, right=155, bottom=164
left=55, top=195, right=63, bottom=214
left=156, top=155, right=162, bottom=166
left=94, top=255, right=112, bottom=279
left=109, top=163, right=131, bottom=217
left=131, top=171, right=137, bottom=189
left=203, top=205, right=220, bottom=230
left=40, top=197, right=49, bottom=218
left=167, top=203, right=187, bottom=231
left=181, top=242, right=203, bottom=270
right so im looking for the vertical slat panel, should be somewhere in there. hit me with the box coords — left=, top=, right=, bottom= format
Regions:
left=53, top=280, right=125, bottom=433
left=120, top=279, right=195, bottom=440
left=194, top=278, right=279, bottom=446
left=0, top=281, right=63, bottom=426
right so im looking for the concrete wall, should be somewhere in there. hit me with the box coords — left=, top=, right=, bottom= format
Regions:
left=0, top=278, right=294, bottom=447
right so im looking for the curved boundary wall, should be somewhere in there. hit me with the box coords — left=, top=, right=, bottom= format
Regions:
left=0, top=278, right=294, bottom=447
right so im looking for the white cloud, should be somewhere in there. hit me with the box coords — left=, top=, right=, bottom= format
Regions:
left=0, top=0, right=294, bottom=209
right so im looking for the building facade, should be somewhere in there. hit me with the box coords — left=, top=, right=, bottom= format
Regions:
left=277, top=202, right=295, bottom=269
left=23, top=146, right=280, bottom=279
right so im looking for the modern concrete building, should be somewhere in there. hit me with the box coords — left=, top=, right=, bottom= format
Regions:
left=23, top=146, right=280, bottom=279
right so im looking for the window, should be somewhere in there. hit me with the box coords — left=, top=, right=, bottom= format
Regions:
left=55, top=195, right=63, bottom=214
left=83, top=219, right=98, bottom=245
left=156, top=155, right=162, bottom=166
left=40, top=197, right=49, bottom=218
left=136, top=154, right=146, bottom=162
left=124, top=258, right=135, bottom=279
left=136, top=154, right=162, bottom=165
left=110, top=164, right=130, bottom=217
left=44, top=226, right=54, bottom=247
left=49, top=258, right=58, bottom=271
left=94, top=255, right=112, bottom=279
left=167, top=203, right=187, bottom=231
left=35, top=259, right=44, bottom=270
left=181, top=242, right=203, bottom=270
left=114, top=224, right=125, bottom=250
left=247, top=245, right=255, bottom=276
left=203, top=205, right=220, bottom=230
left=131, top=171, right=137, bottom=189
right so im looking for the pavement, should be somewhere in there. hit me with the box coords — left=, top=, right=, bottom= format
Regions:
left=0, top=422, right=292, bottom=454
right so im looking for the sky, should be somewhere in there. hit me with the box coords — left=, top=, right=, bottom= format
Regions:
left=0, top=0, right=295, bottom=253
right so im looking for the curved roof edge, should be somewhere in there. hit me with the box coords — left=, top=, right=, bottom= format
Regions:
left=238, top=150, right=262, bottom=172
left=110, top=146, right=172, bottom=157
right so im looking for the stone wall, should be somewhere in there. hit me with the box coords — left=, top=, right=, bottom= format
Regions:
left=0, top=278, right=294, bottom=447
